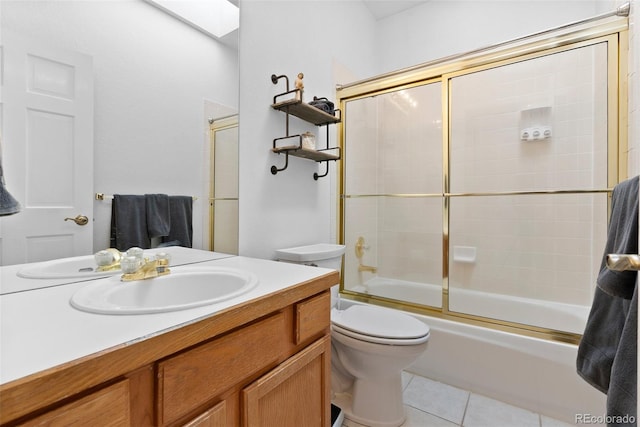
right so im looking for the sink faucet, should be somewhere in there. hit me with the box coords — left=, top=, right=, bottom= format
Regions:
left=121, top=253, right=171, bottom=282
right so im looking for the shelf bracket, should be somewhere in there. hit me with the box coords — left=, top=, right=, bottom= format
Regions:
left=313, top=162, right=329, bottom=180
left=271, top=150, right=289, bottom=175
left=271, top=134, right=301, bottom=175
left=271, top=74, right=289, bottom=91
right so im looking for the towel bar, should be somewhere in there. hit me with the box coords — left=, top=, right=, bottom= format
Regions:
left=606, top=254, right=640, bottom=271
left=95, top=193, right=197, bottom=201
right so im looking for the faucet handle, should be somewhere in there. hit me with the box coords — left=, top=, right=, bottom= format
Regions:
left=121, top=256, right=143, bottom=274
left=355, top=236, right=370, bottom=259
left=155, top=252, right=171, bottom=265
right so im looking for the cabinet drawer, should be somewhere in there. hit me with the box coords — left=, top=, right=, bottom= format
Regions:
left=22, top=380, right=130, bottom=426
left=295, top=291, right=330, bottom=344
left=158, top=312, right=286, bottom=425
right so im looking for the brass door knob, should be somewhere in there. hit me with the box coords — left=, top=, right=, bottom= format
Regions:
left=64, top=215, right=89, bottom=226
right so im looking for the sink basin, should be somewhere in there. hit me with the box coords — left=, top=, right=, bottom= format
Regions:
left=17, top=255, right=120, bottom=280
left=70, top=266, right=258, bottom=314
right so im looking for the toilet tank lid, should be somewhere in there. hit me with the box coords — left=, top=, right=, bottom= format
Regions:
left=275, top=244, right=346, bottom=262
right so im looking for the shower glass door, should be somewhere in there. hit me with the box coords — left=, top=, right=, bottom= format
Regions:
left=342, top=81, right=443, bottom=309
left=447, top=42, right=610, bottom=334
left=338, top=22, right=626, bottom=339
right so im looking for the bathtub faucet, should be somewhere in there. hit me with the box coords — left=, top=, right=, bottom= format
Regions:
left=358, top=264, right=378, bottom=273
left=355, top=236, right=377, bottom=273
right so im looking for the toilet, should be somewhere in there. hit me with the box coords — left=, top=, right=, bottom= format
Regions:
left=275, top=244, right=430, bottom=427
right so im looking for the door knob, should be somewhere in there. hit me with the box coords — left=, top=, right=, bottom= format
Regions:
left=64, top=215, right=89, bottom=226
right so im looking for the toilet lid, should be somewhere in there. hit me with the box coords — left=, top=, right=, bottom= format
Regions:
left=331, top=305, right=430, bottom=340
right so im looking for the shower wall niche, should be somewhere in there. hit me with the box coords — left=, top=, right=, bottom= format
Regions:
left=339, top=30, right=623, bottom=338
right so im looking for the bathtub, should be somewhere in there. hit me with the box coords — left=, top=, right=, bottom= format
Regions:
left=353, top=277, right=591, bottom=334
left=341, top=278, right=606, bottom=424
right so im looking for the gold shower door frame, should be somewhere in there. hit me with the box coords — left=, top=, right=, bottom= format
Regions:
left=336, top=17, right=629, bottom=344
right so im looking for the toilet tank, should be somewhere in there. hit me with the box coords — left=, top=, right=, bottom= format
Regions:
left=275, top=244, right=346, bottom=271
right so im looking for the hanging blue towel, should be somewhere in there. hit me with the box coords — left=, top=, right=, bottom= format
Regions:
left=162, top=196, right=193, bottom=248
left=110, top=195, right=150, bottom=251
left=145, top=194, right=171, bottom=238
left=577, top=176, right=637, bottom=425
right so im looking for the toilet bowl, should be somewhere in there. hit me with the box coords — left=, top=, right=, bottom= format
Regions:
left=275, top=244, right=430, bottom=427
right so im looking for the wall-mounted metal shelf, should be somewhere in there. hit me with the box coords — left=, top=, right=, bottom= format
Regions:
left=271, top=98, right=340, bottom=126
left=272, top=145, right=340, bottom=162
left=270, top=73, right=341, bottom=180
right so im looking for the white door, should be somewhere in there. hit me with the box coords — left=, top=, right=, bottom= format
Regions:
left=0, top=31, right=93, bottom=265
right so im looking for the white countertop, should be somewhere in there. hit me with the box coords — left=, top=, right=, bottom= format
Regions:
left=0, top=250, right=334, bottom=385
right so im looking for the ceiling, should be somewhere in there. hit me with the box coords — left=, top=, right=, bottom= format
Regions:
left=362, top=0, right=430, bottom=20
left=152, top=0, right=429, bottom=48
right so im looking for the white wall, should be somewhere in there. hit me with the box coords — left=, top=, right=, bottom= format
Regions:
left=1, top=0, right=239, bottom=252
left=375, top=1, right=603, bottom=73
left=237, top=0, right=377, bottom=260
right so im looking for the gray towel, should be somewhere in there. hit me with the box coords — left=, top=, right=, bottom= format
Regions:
left=607, top=286, right=637, bottom=426
left=110, top=194, right=150, bottom=251
left=0, top=169, right=21, bottom=216
left=0, top=140, right=21, bottom=216
left=145, top=194, right=170, bottom=238
left=577, top=176, right=637, bottom=425
left=162, top=196, right=193, bottom=248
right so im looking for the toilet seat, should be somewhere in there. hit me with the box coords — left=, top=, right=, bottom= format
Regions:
left=331, top=306, right=430, bottom=346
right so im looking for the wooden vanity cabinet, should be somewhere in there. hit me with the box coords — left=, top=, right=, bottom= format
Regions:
left=172, top=290, right=332, bottom=427
left=0, top=275, right=335, bottom=427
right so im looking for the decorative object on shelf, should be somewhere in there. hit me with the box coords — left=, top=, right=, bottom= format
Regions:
left=309, top=96, right=335, bottom=116
left=295, top=72, right=304, bottom=100
left=301, top=132, right=316, bottom=150
left=270, top=72, right=342, bottom=180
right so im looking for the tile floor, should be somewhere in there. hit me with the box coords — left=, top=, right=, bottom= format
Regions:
left=340, top=372, right=578, bottom=427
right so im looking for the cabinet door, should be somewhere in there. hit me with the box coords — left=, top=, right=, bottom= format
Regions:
left=242, top=335, right=331, bottom=427
left=22, top=380, right=130, bottom=426
left=182, top=401, right=226, bottom=427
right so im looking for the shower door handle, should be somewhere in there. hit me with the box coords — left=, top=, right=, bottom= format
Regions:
left=606, top=254, right=640, bottom=271
left=64, top=215, right=89, bottom=226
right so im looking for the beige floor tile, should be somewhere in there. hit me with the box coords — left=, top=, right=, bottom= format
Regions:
left=402, top=405, right=459, bottom=426
left=403, top=375, right=469, bottom=425
left=463, top=393, right=539, bottom=427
